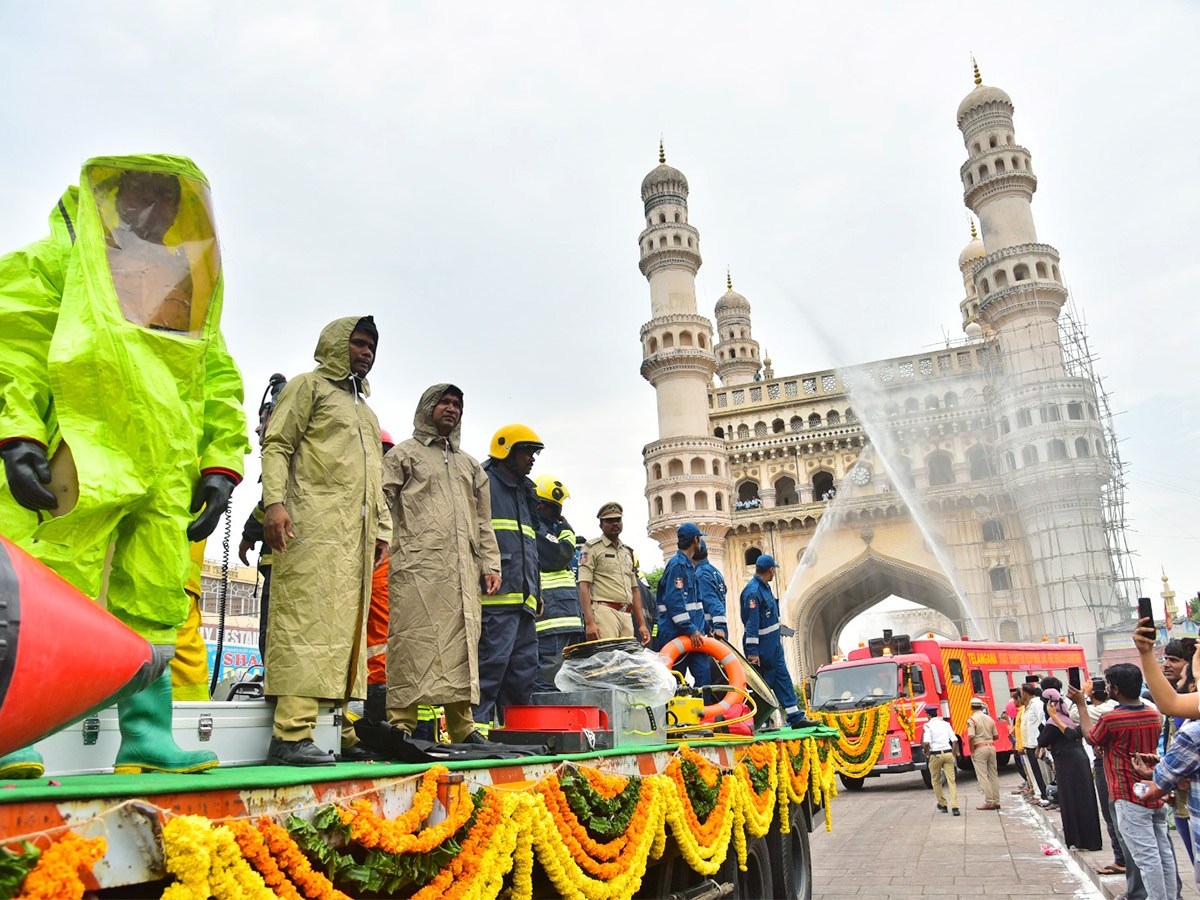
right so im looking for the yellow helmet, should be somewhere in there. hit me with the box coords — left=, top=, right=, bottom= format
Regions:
left=535, top=475, right=569, bottom=505
left=489, top=424, right=544, bottom=459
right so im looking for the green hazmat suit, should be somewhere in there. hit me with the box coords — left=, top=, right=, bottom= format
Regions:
left=0, top=154, right=249, bottom=644
left=382, top=384, right=501, bottom=711
left=260, top=317, right=391, bottom=702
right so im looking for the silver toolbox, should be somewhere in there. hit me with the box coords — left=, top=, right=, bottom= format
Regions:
left=32, top=700, right=342, bottom=776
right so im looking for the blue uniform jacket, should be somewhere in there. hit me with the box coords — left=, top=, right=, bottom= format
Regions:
left=535, top=514, right=582, bottom=635
left=695, top=559, right=728, bottom=635
left=481, top=458, right=540, bottom=615
left=656, top=550, right=705, bottom=638
left=740, top=575, right=781, bottom=653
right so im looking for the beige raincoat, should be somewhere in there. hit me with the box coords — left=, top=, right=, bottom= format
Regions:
left=383, top=384, right=500, bottom=709
left=260, top=317, right=390, bottom=701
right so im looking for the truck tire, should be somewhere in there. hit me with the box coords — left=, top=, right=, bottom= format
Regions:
left=920, top=767, right=932, bottom=789
left=838, top=773, right=864, bottom=791
left=638, top=847, right=702, bottom=898
left=734, top=833, right=774, bottom=900
left=766, top=802, right=813, bottom=899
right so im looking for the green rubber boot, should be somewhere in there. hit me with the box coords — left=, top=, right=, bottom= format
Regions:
left=0, top=747, right=45, bottom=780
left=113, top=671, right=218, bottom=774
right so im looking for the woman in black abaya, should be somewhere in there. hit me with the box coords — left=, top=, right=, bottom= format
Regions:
left=1039, top=687, right=1103, bottom=851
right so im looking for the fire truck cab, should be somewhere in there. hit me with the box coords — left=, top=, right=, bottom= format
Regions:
left=810, top=631, right=1089, bottom=790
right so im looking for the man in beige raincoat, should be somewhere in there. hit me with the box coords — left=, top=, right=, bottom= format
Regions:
left=261, top=316, right=391, bottom=766
left=382, top=384, right=500, bottom=743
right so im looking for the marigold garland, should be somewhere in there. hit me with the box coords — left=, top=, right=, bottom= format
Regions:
left=225, top=820, right=303, bottom=900
left=161, top=816, right=275, bottom=900
left=256, top=817, right=350, bottom=900
left=12, top=832, right=105, bottom=900
left=812, top=704, right=891, bottom=777
left=336, top=768, right=471, bottom=856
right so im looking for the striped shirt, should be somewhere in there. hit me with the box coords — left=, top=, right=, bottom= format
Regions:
left=1087, top=704, right=1164, bottom=808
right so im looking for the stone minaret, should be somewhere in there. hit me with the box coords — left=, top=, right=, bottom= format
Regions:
left=714, top=271, right=762, bottom=385
left=958, top=219, right=986, bottom=337
left=958, top=61, right=1121, bottom=660
left=638, top=143, right=732, bottom=564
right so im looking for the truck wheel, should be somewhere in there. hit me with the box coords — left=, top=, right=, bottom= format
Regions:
left=920, top=767, right=932, bottom=789
left=639, top=847, right=700, bottom=898
left=838, top=773, right=864, bottom=791
left=734, top=833, right=774, bottom=900
left=767, top=802, right=812, bottom=899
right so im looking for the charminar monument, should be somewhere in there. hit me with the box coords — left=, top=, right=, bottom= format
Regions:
left=637, top=63, right=1138, bottom=674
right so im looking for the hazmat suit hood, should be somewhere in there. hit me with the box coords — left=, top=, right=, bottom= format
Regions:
left=313, top=316, right=374, bottom=396
left=412, top=383, right=464, bottom=451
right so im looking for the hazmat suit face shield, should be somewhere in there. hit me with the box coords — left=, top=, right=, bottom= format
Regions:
left=86, top=165, right=220, bottom=337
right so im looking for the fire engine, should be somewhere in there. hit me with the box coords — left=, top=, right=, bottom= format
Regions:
left=810, top=630, right=1089, bottom=790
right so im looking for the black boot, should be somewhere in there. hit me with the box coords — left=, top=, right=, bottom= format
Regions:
left=267, top=737, right=335, bottom=767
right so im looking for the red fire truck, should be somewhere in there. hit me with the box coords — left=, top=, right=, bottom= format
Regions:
left=810, top=631, right=1089, bottom=790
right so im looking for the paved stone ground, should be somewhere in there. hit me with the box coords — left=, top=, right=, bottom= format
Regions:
left=810, top=766, right=1106, bottom=899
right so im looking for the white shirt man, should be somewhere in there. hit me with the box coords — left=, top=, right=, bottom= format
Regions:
left=922, top=707, right=960, bottom=815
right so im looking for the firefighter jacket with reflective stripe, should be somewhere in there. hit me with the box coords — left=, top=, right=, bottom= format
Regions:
left=696, top=559, right=727, bottom=634
left=535, top=514, right=582, bottom=635
left=481, top=458, right=540, bottom=614
left=740, top=574, right=781, bottom=652
left=656, top=550, right=705, bottom=639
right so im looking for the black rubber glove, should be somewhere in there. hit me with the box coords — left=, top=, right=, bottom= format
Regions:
left=0, top=440, right=57, bottom=511
left=187, top=472, right=238, bottom=542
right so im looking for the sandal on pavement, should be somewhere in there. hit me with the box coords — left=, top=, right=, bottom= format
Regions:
left=1097, top=865, right=1125, bottom=876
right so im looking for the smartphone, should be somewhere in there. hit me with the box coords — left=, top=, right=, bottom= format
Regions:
left=1068, top=667, right=1081, bottom=690
left=1138, top=596, right=1155, bottom=630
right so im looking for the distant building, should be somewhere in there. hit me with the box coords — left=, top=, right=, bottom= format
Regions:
left=199, top=559, right=262, bottom=681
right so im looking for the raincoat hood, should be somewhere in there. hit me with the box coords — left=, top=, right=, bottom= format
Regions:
left=313, top=316, right=374, bottom=395
left=412, top=383, right=464, bottom=450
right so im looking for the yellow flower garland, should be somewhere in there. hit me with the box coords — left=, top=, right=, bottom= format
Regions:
left=812, top=705, right=892, bottom=778
left=161, top=816, right=275, bottom=900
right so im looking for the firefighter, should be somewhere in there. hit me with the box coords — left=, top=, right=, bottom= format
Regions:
left=0, top=156, right=249, bottom=778
left=694, top=538, right=728, bottom=684
left=474, top=424, right=543, bottom=727
left=533, top=475, right=583, bottom=693
left=656, top=523, right=710, bottom=689
left=740, top=555, right=805, bottom=728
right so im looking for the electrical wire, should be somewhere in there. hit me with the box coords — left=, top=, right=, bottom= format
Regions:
left=208, top=506, right=232, bottom=696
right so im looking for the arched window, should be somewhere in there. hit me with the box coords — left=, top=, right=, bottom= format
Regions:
left=774, top=476, right=798, bottom=506
left=744, top=547, right=762, bottom=567
left=904, top=398, right=919, bottom=414
left=1052, top=264, right=1061, bottom=283
left=978, top=164, right=988, bottom=179
left=1016, top=409, right=1032, bottom=428
left=1067, top=401, right=1084, bottom=420
left=740, top=348, right=747, bottom=357
left=928, top=453, right=955, bottom=486
left=1013, top=264, right=1029, bottom=281
left=673, top=234, right=682, bottom=246
left=662, top=332, right=674, bottom=349
left=1096, top=439, right=1105, bottom=457
left=999, top=619, right=1020, bottom=642
left=668, top=459, right=684, bottom=477
left=754, top=421, right=768, bottom=437
left=1048, top=439, right=1068, bottom=461
left=884, top=402, right=899, bottom=417
left=982, top=519, right=1005, bottom=542
left=999, top=415, right=1010, bottom=434
left=648, top=336, right=657, bottom=353
left=694, top=490, right=709, bottom=510
left=740, top=329, right=747, bottom=339
left=713, top=426, right=724, bottom=439
left=1040, top=405, right=1061, bottom=424
left=674, top=212, right=680, bottom=223
left=658, top=236, right=667, bottom=248
left=967, top=445, right=993, bottom=480
left=1012, top=156, right=1020, bottom=170
left=712, top=460, right=721, bottom=476
left=989, top=567, right=1012, bottom=591
left=652, top=463, right=662, bottom=480
left=826, top=410, right=841, bottom=426
left=654, top=496, right=663, bottom=515
left=811, top=470, right=834, bottom=501
left=1036, top=262, right=1048, bottom=278
left=1021, top=445, right=1038, bottom=466
left=891, top=457, right=915, bottom=489
left=737, top=480, right=760, bottom=503
left=687, top=237, right=693, bottom=248
left=808, top=412, right=822, bottom=429
left=715, top=493, right=723, bottom=511
left=981, top=278, right=990, bottom=295
left=658, top=213, right=666, bottom=224
left=925, top=395, right=939, bottom=410
left=944, top=392, right=958, bottom=409
left=690, top=457, right=706, bottom=475
left=698, top=333, right=706, bottom=348
left=1004, top=451, right=1016, bottom=472
left=972, top=142, right=981, bottom=154
left=1075, top=437, right=1091, bottom=458
left=737, top=424, right=749, bottom=440
left=846, top=409, right=858, bottom=424
left=772, top=418, right=785, bottom=434
left=670, top=492, right=687, bottom=513
left=995, top=157, right=1006, bottom=172
left=989, top=135, right=998, bottom=149
left=679, top=330, right=693, bottom=347
left=789, top=416, right=803, bottom=432
left=994, top=269, right=1008, bottom=288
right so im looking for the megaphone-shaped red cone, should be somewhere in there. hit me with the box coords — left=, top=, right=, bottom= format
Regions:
left=0, top=536, right=167, bottom=756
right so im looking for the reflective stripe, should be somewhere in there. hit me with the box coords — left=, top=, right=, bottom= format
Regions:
left=746, top=637, right=759, bottom=645
left=536, top=616, right=583, bottom=633
left=481, top=592, right=538, bottom=610
left=685, top=602, right=703, bottom=611
left=417, top=706, right=440, bottom=721
left=541, top=571, right=577, bottom=589
left=492, top=518, right=537, bottom=540
left=559, top=529, right=576, bottom=544
left=759, top=623, right=780, bottom=636
left=367, top=644, right=386, bottom=658
left=785, top=705, right=800, bottom=715
left=672, top=614, right=690, bottom=625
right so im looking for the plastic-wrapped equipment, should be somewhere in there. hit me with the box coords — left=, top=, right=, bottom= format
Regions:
left=554, top=647, right=677, bottom=709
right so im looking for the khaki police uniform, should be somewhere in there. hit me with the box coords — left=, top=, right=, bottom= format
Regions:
left=578, top=535, right=637, bottom=640
left=967, top=706, right=1001, bottom=806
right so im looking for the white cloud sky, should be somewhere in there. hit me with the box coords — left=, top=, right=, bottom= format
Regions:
left=1, top=2, right=1196, bottom=605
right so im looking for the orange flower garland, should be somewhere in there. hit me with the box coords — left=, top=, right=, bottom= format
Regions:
left=13, top=832, right=105, bottom=900
left=337, top=775, right=472, bottom=855
left=409, top=787, right=504, bottom=900
left=537, top=773, right=628, bottom=861
left=226, top=820, right=303, bottom=900
left=257, top=817, right=350, bottom=900
left=582, top=766, right=630, bottom=799
left=540, top=771, right=658, bottom=880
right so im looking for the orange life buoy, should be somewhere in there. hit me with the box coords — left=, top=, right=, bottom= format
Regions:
left=659, top=635, right=748, bottom=720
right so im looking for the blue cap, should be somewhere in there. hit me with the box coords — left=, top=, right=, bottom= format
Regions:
left=755, top=554, right=778, bottom=570
left=925, top=705, right=940, bottom=715
left=699, top=537, right=707, bottom=553
left=677, top=522, right=705, bottom=541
